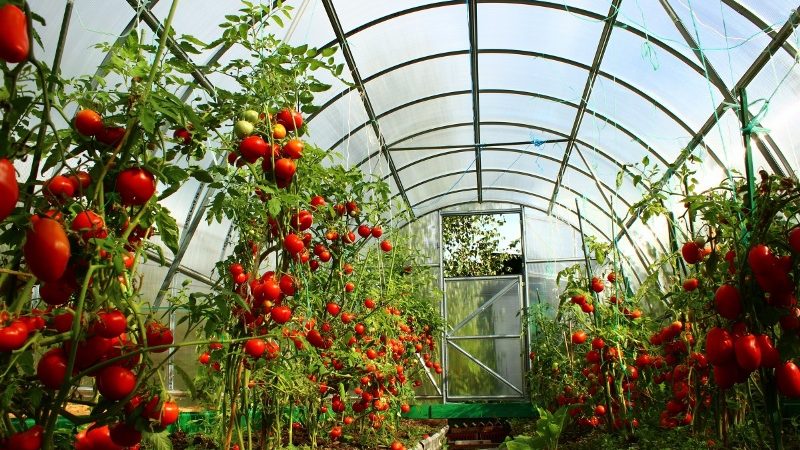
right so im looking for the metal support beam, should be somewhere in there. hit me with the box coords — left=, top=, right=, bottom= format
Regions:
left=658, top=0, right=787, bottom=177
left=616, top=7, right=800, bottom=243
left=392, top=139, right=567, bottom=151
left=548, top=0, right=623, bottom=215
left=721, top=0, right=798, bottom=60
left=320, top=0, right=414, bottom=216
left=467, top=0, right=482, bottom=202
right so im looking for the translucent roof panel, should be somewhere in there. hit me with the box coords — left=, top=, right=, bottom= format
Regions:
left=577, top=113, right=667, bottom=167
left=305, top=89, right=369, bottom=151
left=378, top=94, right=474, bottom=145
left=479, top=93, right=578, bottom=138
left=478, top=53, right=588, bottom=104
left=617, top=0, right=703, bottom=64
left=396, top=151, right=477, bottom=192
left=478, top=3, right=606, bottom=66
left=328, top=125, right=379, bottom=170
left=347, top=4, right=468, bottom=78
left=739, top=1, right=800, bottom=26
left=388, top=124, right=474, bottom=150
left=335, top=0, right=436, bottom=32
left=366, top=54, right=472, bottom=116
left=481, top=149, right=561, bottom=181
left=406, top=172, right=477, bottom=210
left=30, top=0, right=134, bottom=81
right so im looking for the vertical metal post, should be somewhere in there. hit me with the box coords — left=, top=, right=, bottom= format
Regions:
left=518, top=209, right=530, bottom=395
left=738, top=88, right=757, bottom=217
left=669, top=212, right=687, bottom=277
left=437, top=210, right=448, bottom=403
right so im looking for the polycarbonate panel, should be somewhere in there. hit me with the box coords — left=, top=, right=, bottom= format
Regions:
left=441, top=202, right=521, bottom=214
left=446, top=341, right=522, bottom=397
left=392, top=149, right=475, bottom=178
left=557, top=167, right=629, bottom=219
left=482, top=172, right=553, bottom=200
left=414, top=190, right=481, bottom=217
left=29, top=0, right=134, bottom=80
left=379, top=94, right=474, bottom=144
left=403, top=212, right=440, bottom=266
left=348, top=5, right=468, bottom=78
left=524, top=209, right=581, bottom=259
left=574, top=144, right=645, bottom=203
left=479, top=53, right=589, bottom=104
left=738, top=1, right=799, bottom=26
left=307, top=90, right=370, bottom=150
left=480, top=93, right=577, bottom=138
left=282, top=0, right=337, bottom=49
left=746, top=51, right=800, bottom=174
left=389, top=124, right=474, bottom=149
left=367, top=54, right=472, bottom=116
left=406, top=172, right=477, bottom=210
left=698, top=109, right=758, bottom=177
left=578, top=113, right=665, bottom=167
left=670, top=0, right=772, bottom=88
left=447, top=283, right=520, bottom=337
left=478, top=3, right=605, bottom=65
left=480, top=125, right=566, bottom=150
left=480, top=149, right=561, bottom=180
left=527, top=261, right=579, bottom=313
left=602, top=28, right=724, bottom=130
left=150, top=0, right=243, bottom=63
left=180, top=217, right=233, bottom=275
left=617, top=0, right=703, bottom=64
left=328, top=125, right=379, bottom=169
left=588, top=77, right=691, bottom=161
left=335, top=0, right=435, bottom=32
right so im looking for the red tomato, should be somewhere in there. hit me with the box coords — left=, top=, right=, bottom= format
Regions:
left=282, top=139, right=304, bottom=159
left=756, top=334, right=780, bottom=368
left=571, top=330, right=587, bottom=344
left=97, top=365, right=136, bottom=400
left=276, top=108, right=303, bottom=131
left=24, top=217, right=71, bottom=282
left=357, top=224, right=371, bottom=238
left=86, top=424, right=120, bottom=450
left=109, top=422, right=141, bottom=447
left=789, top=227, right=800, bottom=253
left=95, top=310, right=127, bottom=338
left=344, top=282, right=355, bottom=293
left=271, top=306, right=292, bottom=324
left=364, top=298, right=376, bottom=309
left=310, top=195, right=326, bottom=209
left=144, top=397, right=179, bottom=427
left=0, top=5, right=29, bottom=63
left=229, top=263, right=244, bottom=276
left=682, top=278, right=699, bottom=291
left=238, top=135, right=268, bottom=163
left=40, top=275, right=77, bottom=306
left=355, top=323, right=366, bottom=335
left=279, top=274, right=296, bottom=296
left=777, top=361, right=800, bottom=397
left=390, top=441, right=404, bottom=450
left=681, top=241, right=703, bottom=264
left=380, top=240, right=393, bottom=252
left=283, top=233, right=305, bottom=254
left=705, top=327, right=734, bottom=365
left=326, top=302, right=341, bottom=316
left=371, top=226, right=383, bottom=238
left=173, top=128, right=192, bottom=145
left=244, top=338, right=266, bottom=358
left=146, top=322, right=173, bottom=352
left=198, top=352, right=210, bottom=365
left=116, top=168, right=156, bottom=206
left=74, top=109, right=104, bottom=136
left=6, top=424, right=43, bottom=450
left=591, top=337, right=605, bottom=349
left=329, top=426, right=342, bottom=440
left=71, top=210, right=107, bottom=242
left=714, top=284, right=742, bottom=320
left=68, top=171, right=92, bottom=195
left=0, top=159, right=18, bottom=221
left=0, top=319, right=27, bottom=352
left=274, top=158, right=296, bottom=180
left=44, top=175, right=75, bottom=202
left=713, top=362, right=740, bottom=389
left=734, top=334, right=761, bottom=372
left=96, top=126, right=126, bottom=147
left=748, top=244, right=776, bottom=274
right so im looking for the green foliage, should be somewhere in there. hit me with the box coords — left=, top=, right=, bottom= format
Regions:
left=442, top=214, right=520, bottom=277
left=501, top=407, right=569, bottom=450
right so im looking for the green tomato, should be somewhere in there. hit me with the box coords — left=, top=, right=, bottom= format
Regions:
left=242, top=110, right=259, bottom=123
left=234, top=120, right=254, bottom=138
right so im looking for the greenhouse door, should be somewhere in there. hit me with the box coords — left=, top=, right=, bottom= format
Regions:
left=443, top=275, right=526, bottom=401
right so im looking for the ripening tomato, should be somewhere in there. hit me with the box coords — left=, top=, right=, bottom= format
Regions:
left=284, top=233, right=305, bottom=254
left=272, top=123, right=287, bottom=140
left=144, top=396, right=179, bottom=428
left=24, top=217, right=71, bottom=282
left=777, top=361, right=800, bottom=397
left=326, top=302, right=341, bottom=316
left=74, top=109, right=104, bottom=137
left=146, top=322, right=173, bottom=352
left=71, top=210, right=107, bottom=242
left=0, top=5, right=29, bottom=63
left=96, top=126, right=126, bottom=148
left=734, top=334, right=761, bottom=372
left=681, top=241, right=704, bottom=264
left=271, top=306, right=292, bottom=324
left=274, top=158, right=297, bottom=181
left=276, top=108, right=303, bottom=131
left=244, top=338, right=266, bottom=358
left=282, top=139, right=304, bottom=159
left=95, top=310, right=127, bottom=338
left=682, top=278, right=699, bottom=291
left=380, top=240, right=393, bottom=252
left=714, top=284, right=742, bottom=320
left=571, top=330, right=587, bottom=344
left=705, top=327, right=735, bottom=365
left=239, top=135, right=268, bottom=163
left=173, top=128, right=192, bottom=145
left=116, top=168, right=156, bottom=206
left=6, top=424, right=43, bottom=450
left=97, top=365, right=136, bottom=400
left=0, top=159, right=18, bottom=222
left=44, top=175, right=75, bottom=202
left=109, top=422, right=142, bottom=447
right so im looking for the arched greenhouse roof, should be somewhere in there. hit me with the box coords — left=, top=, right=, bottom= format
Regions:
left=29, top=0, right=800, bottom=284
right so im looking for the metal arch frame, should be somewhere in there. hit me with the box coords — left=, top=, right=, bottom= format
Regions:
left=467, top=0, right=483, bottom=202
left=720, top=0, right=798, bottom=60
left=416, top=188, right=651, bottom=279
left=549, top=0, right=623, bottom=215
left=320, top=0, right=413, bottom=215
left=617, top=7, right=800, bottom=243
left=316, top=49, right=723, bottom=167
left=399, top=168, right=668, bottom=260
left=338, top=88, right=671, bottom=168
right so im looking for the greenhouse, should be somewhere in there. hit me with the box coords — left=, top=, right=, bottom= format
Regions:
left=1, top=0, right=800, bottom=448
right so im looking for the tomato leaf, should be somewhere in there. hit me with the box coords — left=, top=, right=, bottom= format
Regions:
left=154, top=207, right=180, bottom=255
left=174, top=364, right=197, bottom=399
left=141, top=430, right=173, bottom=450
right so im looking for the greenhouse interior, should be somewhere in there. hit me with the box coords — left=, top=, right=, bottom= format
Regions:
left=3, top=0, right=800, bottom=449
